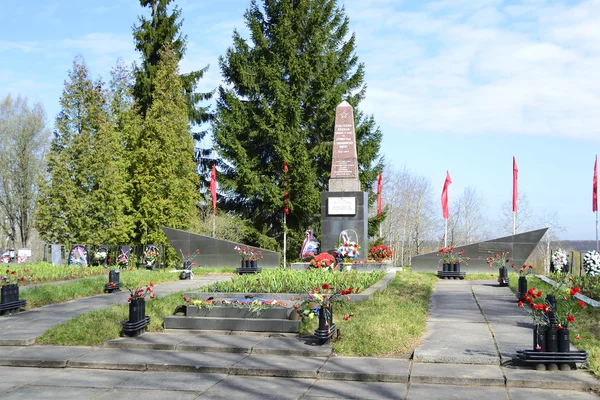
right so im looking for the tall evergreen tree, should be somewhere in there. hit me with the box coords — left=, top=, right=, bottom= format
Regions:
left=131, top=46, right=199, bottom=244
left=36, top=56, right=133, bottom=244
left=213, top=0, right=383, bottom=256
left=132, top=0, right=211, bottom=133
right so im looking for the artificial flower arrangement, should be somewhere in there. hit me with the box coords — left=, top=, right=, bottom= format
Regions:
left=438, top=246, right=470, bottom=264
left=125, top=282, right=155, bottom=302
left=295, top=283, right=357, bottom=326
left=93, top=249, right=108, bottom=261
left=179, top=248, right=201, bottom=266
left=234, top=246, right=263, bottom=260
left=368, top=244, right=392, bottom=262
left=335, top=230, right=360, bottom=262
left=551, top=248, right=569, bottom=272
left=183, top=296, right=288, bottom=316
left=515, top=264, right=534, bottom=277
left=116, top=251, right=129, bottom=268
left=486, top=251, right=513, bottom=269
left=0, top=268, right=28, bottom=286
left=518, top=278, right=585, bottom=340
left=142, top=246, right=159, bottom=267
left=583, top=250, right=600, bottom=277
left=309, top=253, right=337, bottom=271
left=69, top=246, right=88, bottom=267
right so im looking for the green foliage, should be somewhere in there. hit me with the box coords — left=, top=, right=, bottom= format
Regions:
left=130, top=46, right=199, bottom=244
left=213, top=0, right=383, bottom=257
left=132, top=0, right=212, bottom=129
left=203, top=268, right=385, bottom=293
left=36, top=56, right=133, bottom=244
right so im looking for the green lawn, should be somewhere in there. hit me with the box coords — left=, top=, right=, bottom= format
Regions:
left=38, top=270, right=437, bottom=357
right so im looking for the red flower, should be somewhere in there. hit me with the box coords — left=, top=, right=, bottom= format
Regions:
left=322, top=284, right=330, bottom=290
left=349, top=313, right=354, bottom=317
left=150, top=294, right=155, bottom=299
left=567, top=315, right=575, bottom=323
left=293, top=305, right=299, bottom=309
left=536, top=291, right=542, bottom=298
left=528, top=287, right=535, bottom=295
left=517, top=301, right=523, bottom=307
left=575, top=335, right=581, bottom=340
left=578, top=301, right=585, bottom=308
left=570, top=289, right=576, bottom=296
left=20, top=277, right=24, bottom=281
left=343, top=316, right=349, bottom=321
left=573, top=286, right=580, bottom=293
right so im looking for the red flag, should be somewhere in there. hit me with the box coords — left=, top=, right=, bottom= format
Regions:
left=377, top=173, right=383, bottom=215
left=210, top=164, right=217, bottom=214
left=513, top=156, right=518, bottom=212
left=283, top=161, right=289, bottom=215
left=441, top=171, right=452, bottom=220
left=594, top=155, right=598, bottom=212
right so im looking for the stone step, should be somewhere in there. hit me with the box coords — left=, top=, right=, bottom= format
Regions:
left=105, top=332, right=332, bottom=357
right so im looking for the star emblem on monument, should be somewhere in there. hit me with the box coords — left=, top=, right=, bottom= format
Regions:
left=340, top=111, right=348, bottom=119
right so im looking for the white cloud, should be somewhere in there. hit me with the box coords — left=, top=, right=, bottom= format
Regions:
left=344, top=0, right=600, bottom=140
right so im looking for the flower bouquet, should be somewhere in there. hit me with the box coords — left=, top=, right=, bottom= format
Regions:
left=583, top=250, right=600, bottom=277
left=368, top=244, right=392, bottom=262
left=309, top=253, right=337, bottom=271
left=295, top=283, right=356, bottom=343
left=142, top=246, right=159, bottom=268
left=178, top=248, right=201, bottom=279
left=335, top=230, right=360, bottom=264
left=551, top=248, right=569, bottom=273
left=122, top=282, right=154, bottom=336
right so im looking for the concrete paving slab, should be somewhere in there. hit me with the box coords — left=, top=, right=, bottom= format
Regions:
left=509, top=388, right=600, bottom=400
left=68, top=347, right=165, bottom=371
left=318, top=356, right=409, bottom=382
left=420, top=321, right=491, bottom=342
left=0, top=330, right=39, bottom=345
left=0, top=385, right=107, bottom=399
left=0, top=345, right=94, bottom=367
left=177, top=333, right=266, bottom=353
left=305, top=379, right=406, bottom=399
left=95, top=388, right=199, bottom=400
left=504, top=367, right=600, bottom=391
left=144, top=350, right=248, bottom=373
left=37, top=368, right=140, bottom=388
left=229, top=354, right=327, bottom=378
left=252, top=336, right=333, bottom=357
left=0, top=366, right=62, bottom=393
left=197, top=375, right=315, bottom=400
left=105, top=332, right=197, bottom=350
left=406, top=383, right=508, bottom=400
left=410, top=363, right=505, bottom=386
left=114, top=371, right=226, bottom=392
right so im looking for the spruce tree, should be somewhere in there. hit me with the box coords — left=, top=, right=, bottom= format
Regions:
left=213, top=0, right=383, bottom=257
left=130, top=46, right=199, bottom=244
left=132, top=0, right=211, bottom=132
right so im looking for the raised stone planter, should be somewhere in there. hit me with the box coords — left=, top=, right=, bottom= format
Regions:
left=184, top=305, right=290, bottom=319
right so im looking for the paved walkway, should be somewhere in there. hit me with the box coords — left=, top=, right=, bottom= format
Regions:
left=0, top=277, right=599, bottom=399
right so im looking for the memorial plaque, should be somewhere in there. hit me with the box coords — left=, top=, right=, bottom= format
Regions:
left=329, top=101, right=361, bottom=192
left=328, top=197, right=356, bottom=215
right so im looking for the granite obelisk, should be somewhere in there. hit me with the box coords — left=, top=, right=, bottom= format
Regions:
left=320, top=101, right=368, bottom=259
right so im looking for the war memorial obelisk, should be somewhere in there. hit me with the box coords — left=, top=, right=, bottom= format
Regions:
left=320, top=101, right=368, bottom=259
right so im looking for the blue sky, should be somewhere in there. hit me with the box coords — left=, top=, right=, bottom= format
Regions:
left=2, top=0, right=600, bottom=240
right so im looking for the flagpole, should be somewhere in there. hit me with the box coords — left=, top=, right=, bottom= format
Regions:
left=283, top=212, right=287, bottom=268
left=212, top=214, right=215, bottom=238
left=596, top=211, right=598, bottom=251
left=513, top=212, right=516, bottom=236
left=444, top=220, right=448, bottom=247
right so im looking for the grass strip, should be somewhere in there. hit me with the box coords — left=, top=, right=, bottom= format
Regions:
left=331, top=271, right=437, bottom=357
left=21, top=267, right=234, bottom=309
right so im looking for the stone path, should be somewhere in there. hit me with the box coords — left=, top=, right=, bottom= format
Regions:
left=0, top=276, right=599, bottom=399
